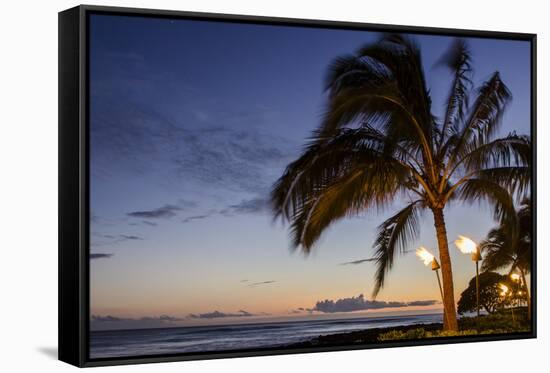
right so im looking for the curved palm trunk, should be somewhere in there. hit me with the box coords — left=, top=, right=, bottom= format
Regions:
left=519, top=268, right=531, bottom=321
left=432, top=208, right=459, bottom=331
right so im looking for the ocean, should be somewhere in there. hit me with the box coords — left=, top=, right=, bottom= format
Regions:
left=90, top=313, right=443, bottom=359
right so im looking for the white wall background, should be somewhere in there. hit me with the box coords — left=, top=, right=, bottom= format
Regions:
left=0, top=0, right=546, bottom=371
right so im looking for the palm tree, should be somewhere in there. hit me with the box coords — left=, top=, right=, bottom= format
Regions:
left=271, top=35, right=531, bottom=331
left=481, top=198, right=532, bottom=319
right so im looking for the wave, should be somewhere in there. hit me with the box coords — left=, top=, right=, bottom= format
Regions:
left=90, top=313, right=443, bottom=358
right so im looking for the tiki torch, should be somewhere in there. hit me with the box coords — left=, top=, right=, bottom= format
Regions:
left=416, top=247, right=446, bottom=325
left=455, top=235, right=482, bottom=318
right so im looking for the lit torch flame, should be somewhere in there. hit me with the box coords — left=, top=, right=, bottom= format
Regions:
left=499, top=283, right=509, bottom=296
left=455, top=235, right=478, bottom=254
left=416, top=247, right=435, bottom=267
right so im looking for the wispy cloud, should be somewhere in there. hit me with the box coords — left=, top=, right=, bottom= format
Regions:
left=181, top=214, right=211, bottom=223
left=129, top=220, right=159, bottom=227
left=90, top=233, right=145, bottom=247
left=288, top=308, right=308, bottom=314
left=120, top=235, right=143, bottom=240
left=90, top=91, right=297, bottom=196
left=221, top=197, right=270, bottom=215
left=171, top=125, right=294, bottom=195
left=127, top=204, right=183, bottom=219
left=100, top=234, right=143, bottom=240
left=188, top=310, right=256, bottom=319
left=311, top=294, right=439, bottom=313
left=181, top=197, right=271, bottom=224
left=141, top=221, right=158, bottom=226
left=248, top=280, right=276, bottom=287
left=90, top=253, right=113, bottom=260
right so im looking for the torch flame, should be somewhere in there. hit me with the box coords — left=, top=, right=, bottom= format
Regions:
left=416, top=247, right=435, bottom=267
left=499, top=283, right=509, bottom=296
left=455, top=235, right=478, bottom=254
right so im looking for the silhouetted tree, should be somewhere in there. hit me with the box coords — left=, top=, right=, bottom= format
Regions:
left=458, top=272, right=506, bottom=314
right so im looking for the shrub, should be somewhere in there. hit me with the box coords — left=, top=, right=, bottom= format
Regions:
left=377, top=326, right=530, bottom=342
left=378, top=328, right=428, bottom=341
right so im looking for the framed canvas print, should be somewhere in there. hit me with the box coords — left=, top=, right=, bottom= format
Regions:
left=58, top=5, right=537, bottom=367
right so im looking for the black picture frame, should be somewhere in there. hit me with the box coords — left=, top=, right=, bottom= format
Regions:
left=59, top=4, right=537, bottom=367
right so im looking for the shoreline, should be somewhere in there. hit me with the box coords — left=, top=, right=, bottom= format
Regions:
left=287, top=322, right=444, bottom=348
left=286, top=310, right=530, bottom=348
left=90, top=311, right=529, bottom=358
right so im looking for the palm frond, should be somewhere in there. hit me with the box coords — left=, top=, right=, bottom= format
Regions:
left=271, top=143, right=323, bottom=221
left=321, top=34, right=436, bottom=167
left=474, top=166, right=531, bottom=197
left=372, top=200, right=424, bottom=297
left=457, top=178, right=517, bottom=230
left=357, top=34, right=433, bottom=133
left=452, top=72, right=512, bottom=159
left=289, top=155, right=411, bottom=251
left=320, top=86, right=414, bottom=140
left=436, top=38, right=472, bottom=147
left=444, top=134, right=531, bottom=200
left=459, top=134, right=531, bottom=172
left=324, top=54, right=392, bottom=96
left=271, top=126, right=420, bottom=223
left=480, top=228, right=514, bottom=272
left=480, top=197, right=532, bottom=274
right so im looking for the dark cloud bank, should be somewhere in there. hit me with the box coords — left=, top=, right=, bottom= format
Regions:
left=311, top=294, right=438, bottom=313
left=90, top=314, right=183, bottom=331
left=91, top=310, right=260, bottom=330
left=92, top=314, right=182, bottom=322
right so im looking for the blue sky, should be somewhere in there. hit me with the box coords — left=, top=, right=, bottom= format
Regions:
left=88, top=14, right=531, bottom=330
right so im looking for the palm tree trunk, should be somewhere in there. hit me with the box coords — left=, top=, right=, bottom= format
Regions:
left=519, top=267, right=531, bottom=321
left=431, top=208, right=459, bottom=331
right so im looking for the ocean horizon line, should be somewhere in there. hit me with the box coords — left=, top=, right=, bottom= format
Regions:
left=90, top=308, right=446, bottom=333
